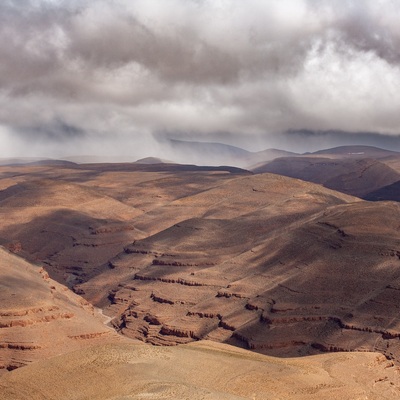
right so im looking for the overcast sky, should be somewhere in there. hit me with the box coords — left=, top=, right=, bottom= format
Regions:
left=2, top=0, right=400, bottom=158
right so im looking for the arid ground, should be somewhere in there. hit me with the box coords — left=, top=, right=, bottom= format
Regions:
left=2, top=150, right=400, bottom=398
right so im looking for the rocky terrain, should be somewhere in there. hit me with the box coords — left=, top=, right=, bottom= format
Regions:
left=2, top=154, right=400, bottom=397
left=0, top=247, right=132, bottom=375
left=71, top=171, right=400, bottom=364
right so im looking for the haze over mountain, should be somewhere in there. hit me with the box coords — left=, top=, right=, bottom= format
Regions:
left=3, top=1, right=400, bottom=398
left=2, top=1, right=400, bottom=159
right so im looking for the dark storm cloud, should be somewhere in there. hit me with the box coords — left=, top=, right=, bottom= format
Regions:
left=18, top=118, right=85, bottom=140
left=283, top=129, right=400, bottom=153
left=1, top=0, right=400, bottom=157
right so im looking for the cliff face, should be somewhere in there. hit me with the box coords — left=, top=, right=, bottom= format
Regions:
left=0, top=248, right=131, bottom=374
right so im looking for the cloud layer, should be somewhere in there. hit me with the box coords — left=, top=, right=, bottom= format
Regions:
left=1, top=0, right=400, bottom=157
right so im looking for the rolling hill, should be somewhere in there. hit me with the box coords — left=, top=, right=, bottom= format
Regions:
left=310, top=145, right=400, bottom=158
left=253, top=156, right=400, bottom=198
left=71, top=173, right=400, bottom=364
left=2, top=160, right=400, bottom=398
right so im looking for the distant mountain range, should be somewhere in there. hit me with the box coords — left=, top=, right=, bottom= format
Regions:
left=159, top=139, right=296, bottom=168
left=2, top=141, right=399, bottom=167
left=4, top=141, right=400, bottom=201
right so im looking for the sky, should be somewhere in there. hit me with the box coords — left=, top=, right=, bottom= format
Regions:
left=2, top=0, right=400, bottom=159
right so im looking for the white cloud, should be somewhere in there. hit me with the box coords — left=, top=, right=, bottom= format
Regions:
left=1, top=0, right=400, bottom=157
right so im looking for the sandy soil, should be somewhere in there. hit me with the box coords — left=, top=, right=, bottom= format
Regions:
left=1, top=340, right=399, bottom=400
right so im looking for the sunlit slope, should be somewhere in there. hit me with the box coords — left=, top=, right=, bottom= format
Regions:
left=1, top=341, right=399, bottom=400
left=0, top=164, right=248, bottom=285
left=0, top=248, right=132, bottom=374
left=0, top=167, right=144, bottom=285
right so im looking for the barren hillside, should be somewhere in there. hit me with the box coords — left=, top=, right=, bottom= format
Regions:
left=2, top=161, right=400, bottom=397
left=0, top=247, right=132, bottom=375
left=253, top=156, right=400, bottom=198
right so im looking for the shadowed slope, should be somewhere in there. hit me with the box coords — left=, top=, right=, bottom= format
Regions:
left=0, top=164, right=248, bottom=286
left=253, top=157, right=400, bottom=198
left=0, top=178, right=142, bottom=285
left=364, top=180, right=400, bottom=201
left=72, top=173, right=400, bottom=364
